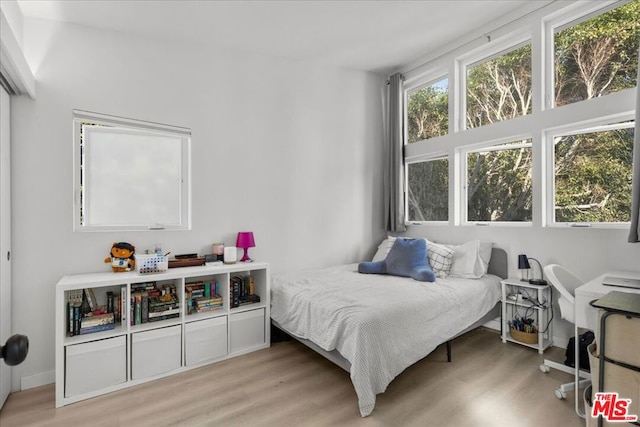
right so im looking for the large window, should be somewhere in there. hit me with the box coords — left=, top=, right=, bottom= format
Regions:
left=465, top=140, right=532, bottom=222
left=407, top=158, right=449, bottom=221
left=551, top=121, right=634, bottom=224
left=554, top=1, right=640, bottom=107
left=406, top=78, right=448, bottom=143
left=402, top=1, right=638, bottom=227
left=73, top=110, right=191, bottom=231
left=466, top=43, right=532, bottom=129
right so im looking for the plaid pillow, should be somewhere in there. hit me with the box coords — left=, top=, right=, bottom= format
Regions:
left=427, top=241, right=455, bottom=278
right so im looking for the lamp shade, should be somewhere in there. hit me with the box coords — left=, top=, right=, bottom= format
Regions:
left=236, top=232, right=255, bottom=262
left=518, top=254, right=531, bottom=269
left=236, top=232, right=255, bottom=249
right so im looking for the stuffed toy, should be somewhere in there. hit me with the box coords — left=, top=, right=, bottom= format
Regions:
left=104, top=242, right=136, bottom=272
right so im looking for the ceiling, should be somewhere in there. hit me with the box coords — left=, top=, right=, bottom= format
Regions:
left=16, top=0, right=554, bottom=74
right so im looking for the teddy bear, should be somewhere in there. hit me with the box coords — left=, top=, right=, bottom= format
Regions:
left=104, top=242, right=136, bottom=272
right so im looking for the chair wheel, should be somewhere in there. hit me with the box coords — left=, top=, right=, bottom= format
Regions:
left=539, top=364, right=550, bottom=373
left=555, top=389, right=567, bottom=399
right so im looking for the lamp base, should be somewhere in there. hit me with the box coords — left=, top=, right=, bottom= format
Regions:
left=239, top=248, right=253, bottom=262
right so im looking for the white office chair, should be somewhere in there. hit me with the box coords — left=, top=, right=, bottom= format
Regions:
left=539, top=264, right=591, bottom=400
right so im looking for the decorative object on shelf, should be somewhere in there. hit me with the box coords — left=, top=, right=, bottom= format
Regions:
left=236, top=232, right=255, bottom=262
left=224, top=246, right=237, bottom=264
left=212, top=243, right=225, bottom=262
left=1, top=334, right=29, bottom=366
left=104, top=242, right=136, bottom=272
left=136, top=253, right=169, bottom=274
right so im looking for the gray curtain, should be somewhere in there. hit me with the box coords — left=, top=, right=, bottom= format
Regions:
left=384, top=73, right=406, bottom=232
left=629, top=46, right=640, bottom=243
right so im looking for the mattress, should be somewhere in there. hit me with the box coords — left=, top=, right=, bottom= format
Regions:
left=270, top=264, right=502, bottom=417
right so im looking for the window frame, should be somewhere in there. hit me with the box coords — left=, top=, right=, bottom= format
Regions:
left=544, top=114, right=635, bottom=228
left=404, top=154, right=450, bottom=225
left=459, top=136, right=534, bottom=226
left=73, top=110, right=192, bottom=232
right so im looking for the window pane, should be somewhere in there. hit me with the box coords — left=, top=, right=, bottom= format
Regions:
left=467, top=140, right=532, bottom=222
left=407, top=159, right=448, bottom=221
left=407, top=78, right=448, bottom=143
left=554, top=1, right=640, bottom=107
left=554, top=124, right=634, bottom=223
left=466, top=44, right=531, bottom=129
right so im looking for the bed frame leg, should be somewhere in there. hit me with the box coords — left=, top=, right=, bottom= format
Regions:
left=446, top=340, right=452, bottom=362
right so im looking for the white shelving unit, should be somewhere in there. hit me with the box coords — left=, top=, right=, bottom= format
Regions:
left=501, top=278, right=553, bottom=354
left=55, top=262, right=270, bottom=408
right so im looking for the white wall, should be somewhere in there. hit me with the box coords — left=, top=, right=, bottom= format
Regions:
left=10, top=18, right=385, bottom=390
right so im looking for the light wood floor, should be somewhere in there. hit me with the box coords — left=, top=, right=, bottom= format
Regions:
left=0, top=328, right=585, bottom=427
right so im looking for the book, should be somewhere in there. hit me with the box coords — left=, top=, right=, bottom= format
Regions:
left=141, top=295, right=149, bottom=323
left=147, top=313, right=180, bottom=322
left=106, top=291, right=114, bottom=313
left=121, top=286, right=127, bottom=324
left=73, top=303, right=82, bottom=336
left=80, top=313, right=115, bottom=328
left=83, top=288, right=98, bottom=312
left=135, top=295, right=142, bottom=325
left=148, top=308, right=180, bottom=318
left=79, top=323, right=115, bottom=335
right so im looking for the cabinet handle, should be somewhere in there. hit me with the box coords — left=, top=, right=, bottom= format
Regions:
left=6, top=251, right=9, bottom=261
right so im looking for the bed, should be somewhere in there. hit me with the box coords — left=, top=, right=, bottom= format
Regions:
left=270, top=241, right=507, bottom=417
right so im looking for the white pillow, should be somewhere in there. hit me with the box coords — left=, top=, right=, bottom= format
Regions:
left=426, top=241, right=454, bottom=278
left=371, top=236, right=396, bottom=262
left=445, top=240, right=485, bottom=279
left=478, top=241, right=493, bottom=276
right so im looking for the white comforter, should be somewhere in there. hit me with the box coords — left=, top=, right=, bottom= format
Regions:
left=270, top=264, right=501, bottom=417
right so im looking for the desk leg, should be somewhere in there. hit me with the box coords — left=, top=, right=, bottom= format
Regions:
left=575, top=323, right=585, bottom=418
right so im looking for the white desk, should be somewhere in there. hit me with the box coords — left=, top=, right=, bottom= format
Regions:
left=573, top=270, right=640, bottom=417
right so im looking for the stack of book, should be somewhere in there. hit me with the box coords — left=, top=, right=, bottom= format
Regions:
left=67, top=288, right=119, bottom=336
left=193, top=295, right=223, bottom=313
left=230, top=275, right=260, bottom=308
left=185, top=281, right=221, bottom=314
left=130, top=282, right=180, bottom=325
left=148, top=293, right=180, bottom=322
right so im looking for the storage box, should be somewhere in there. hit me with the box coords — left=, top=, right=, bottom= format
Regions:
left=131, top=325, right=181, bottom=380
left=230, top=308, right=265, bottom=353
left=65, top=336, right=126, bottom=398
left=184, top=316, right=228, bottom=366
left=136, top=254, right=168, bottom=274
left=588, top=342, right=640, bottom=426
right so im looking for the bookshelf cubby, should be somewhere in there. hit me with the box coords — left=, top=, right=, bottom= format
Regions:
left=55, top=262, right=270, bottom=407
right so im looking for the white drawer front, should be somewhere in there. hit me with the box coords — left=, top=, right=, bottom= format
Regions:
left=131, top=325, right=181, bottom=380
left=230, top=308, right=265, bottom=354
left=185, top=316, right=228, bottom=366
left=65, top=336, right=127, bottom=398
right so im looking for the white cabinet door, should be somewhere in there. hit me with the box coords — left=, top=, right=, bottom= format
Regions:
left=0, top=85, right=12, bottom=408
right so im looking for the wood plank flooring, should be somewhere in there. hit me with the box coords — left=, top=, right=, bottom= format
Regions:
left=0, top=328, right=585, bottom=426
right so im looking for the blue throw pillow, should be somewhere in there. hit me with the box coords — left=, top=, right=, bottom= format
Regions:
left=358, top=237, right=436, bottom=282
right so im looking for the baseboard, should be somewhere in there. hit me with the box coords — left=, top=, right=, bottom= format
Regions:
left=21, top=370, right=54, bottom=390
left=483, top=318, right=500, bottom=331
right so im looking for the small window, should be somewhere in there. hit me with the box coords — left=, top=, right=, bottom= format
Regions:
left=554, top=1, right=640, bottom=107
left=466, top=43, right=532, bottom=129
left=465, top=139, right=532, bottom=222
left=406, top=158, right=449, bottom=222
left=406, top=78, right=449, bottom=143
left=74, top=110, right=191, bottom=231
left=551, top=121, right=634, bottom=224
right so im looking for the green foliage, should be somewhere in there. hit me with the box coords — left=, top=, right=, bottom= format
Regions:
left=407, top=160, right=448, bottom=221
left=407, top=81, right=448, bottom=143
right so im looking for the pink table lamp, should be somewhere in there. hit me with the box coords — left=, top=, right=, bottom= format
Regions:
left=236, top=232, right=255, bottom=262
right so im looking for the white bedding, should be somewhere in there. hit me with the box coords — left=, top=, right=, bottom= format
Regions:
left=270, top=264, right=502, bottom=417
